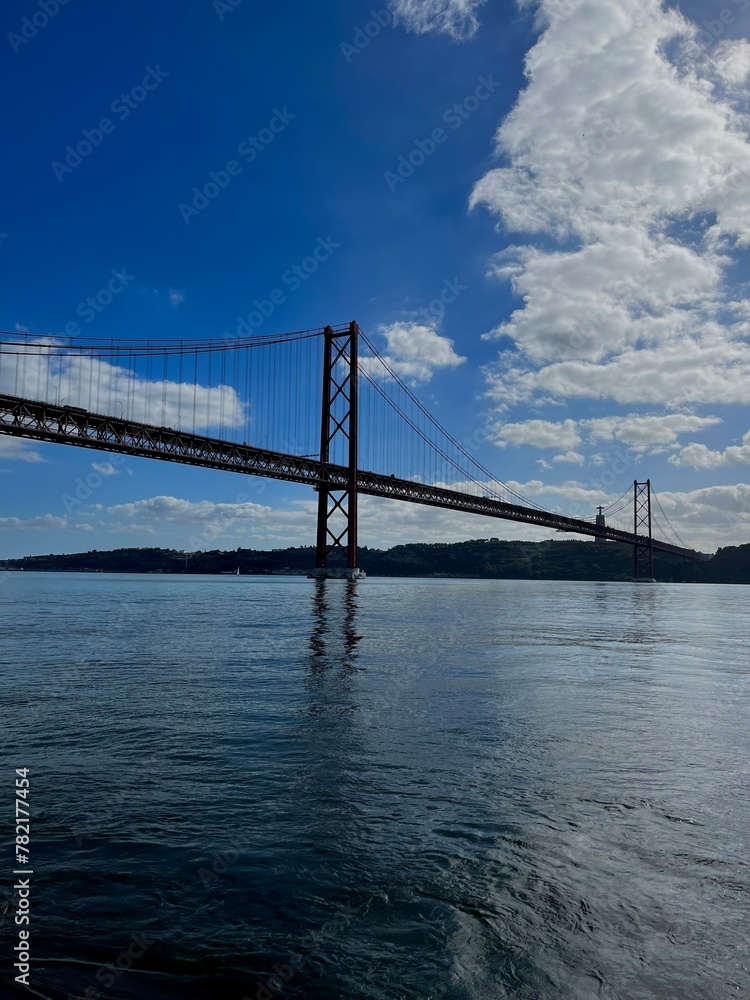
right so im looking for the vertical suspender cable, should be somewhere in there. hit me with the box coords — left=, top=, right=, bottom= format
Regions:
left=178, top=343, right=183, bottom=431
left=162, top=348, right=168, bottom=427
left=207, top=348, right=212, bottom=432
left=192, top=350, right=198, bottom=435
left=220, top=346, right=226, bottom=439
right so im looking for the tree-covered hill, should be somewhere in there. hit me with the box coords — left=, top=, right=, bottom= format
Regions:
left=2, top=539, right=748, bottom=583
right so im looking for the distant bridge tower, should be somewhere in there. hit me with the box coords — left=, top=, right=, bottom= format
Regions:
left=312, top=322, right=363, bottom=580
left=633, top=480, right=654, bottom=581
left=595, top=505, right=606, bottom=542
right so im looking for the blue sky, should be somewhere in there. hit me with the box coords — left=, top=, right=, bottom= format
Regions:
left=1, top=0, right=750, bottom=557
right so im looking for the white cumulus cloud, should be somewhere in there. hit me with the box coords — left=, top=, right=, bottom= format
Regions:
left=0, top=438, right=45, bottom=463
left=649, top=483, right=750, bottom=551
left=493, top=418, right=581, bottom=449
left=367, top=321, right=467, bottom=384
left=0, top=514, right=67, bottom=530
left=470, top=0, right=750, bottom=414
left=585, top=413, right=722, bottom=451
left=107, top=496, right=271, bottom=541
left=491, top=412, right=722, bottom=454
left=670, top=430, right=750, bottom=469
left=714, top=38, right=750, bottom=85
left=91, top=461, right=121, bottom=477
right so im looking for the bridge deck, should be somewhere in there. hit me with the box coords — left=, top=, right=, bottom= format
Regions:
left=0, top=393, right=699, bottom=560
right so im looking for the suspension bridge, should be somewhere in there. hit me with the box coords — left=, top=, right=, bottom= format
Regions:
left=0, top=323, right=701, bottom=580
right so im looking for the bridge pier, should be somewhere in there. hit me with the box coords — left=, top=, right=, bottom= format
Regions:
left=312, top=322, right=364, bottom=580
left=633, top=480, right=655, bottom=581
left=309, top=566, right=365, bottom=581
left=595, top=505, right=606, bottom=541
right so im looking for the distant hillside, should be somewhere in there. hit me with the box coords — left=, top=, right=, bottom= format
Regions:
left=2, top=539, right=748, bottom=583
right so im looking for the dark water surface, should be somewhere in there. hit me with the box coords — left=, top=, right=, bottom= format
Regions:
left=0, top=573, right=748, bottom=999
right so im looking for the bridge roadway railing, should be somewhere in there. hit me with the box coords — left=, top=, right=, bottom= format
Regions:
left=0, top=393, right=699, bottom=561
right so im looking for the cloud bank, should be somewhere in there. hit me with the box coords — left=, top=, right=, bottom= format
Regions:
left=6, top=481, right=750, bottom=552
left=470, top=0, right=750, bottom=420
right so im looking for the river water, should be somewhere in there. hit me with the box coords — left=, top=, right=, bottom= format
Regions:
left=0, top=573, right=748, bottom=999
